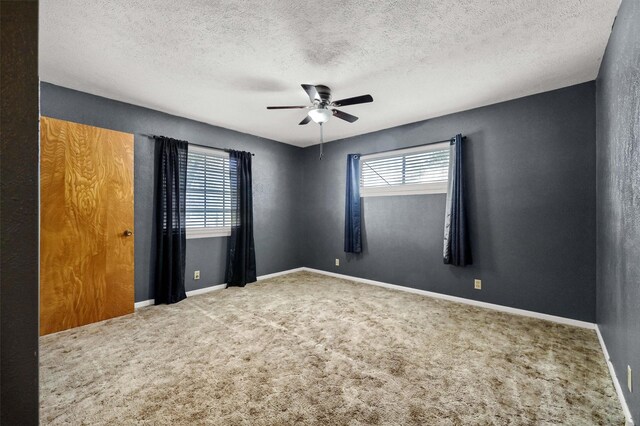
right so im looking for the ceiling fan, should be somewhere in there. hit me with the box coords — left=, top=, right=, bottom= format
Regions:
left=266, top=84, right=374, bottom=125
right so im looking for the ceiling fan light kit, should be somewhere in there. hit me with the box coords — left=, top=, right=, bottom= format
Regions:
left=308, top=108, right=332, bottom=124
left=267, top=84, right=374, bottom=158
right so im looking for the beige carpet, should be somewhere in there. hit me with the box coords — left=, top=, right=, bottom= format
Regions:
left=40, top=272, right=623, bottom=425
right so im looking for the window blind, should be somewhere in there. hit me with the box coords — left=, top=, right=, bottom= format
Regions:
left=360, top=143, right=450, bottom=196
left=185, top=148, right=231, bottom=230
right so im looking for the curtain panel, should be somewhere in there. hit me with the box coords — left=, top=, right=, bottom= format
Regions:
left=154, top=137, right=188, bottom=304
left=225, top=150, right=257, bottom=286
left=443, top=134, right=472, bottom=266
left=344, top=154, right=362, bottom=253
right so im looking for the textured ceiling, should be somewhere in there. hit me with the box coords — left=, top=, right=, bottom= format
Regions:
left=40, top=0, right=620, bottom=147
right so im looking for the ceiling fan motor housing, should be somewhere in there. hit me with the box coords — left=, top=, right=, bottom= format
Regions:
left=315, top=85, right=332, bottom=105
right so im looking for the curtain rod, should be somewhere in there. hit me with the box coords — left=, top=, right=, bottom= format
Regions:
left=140, top=133, right=255, bottom=156
left=361, top=135, right=466, bottom=157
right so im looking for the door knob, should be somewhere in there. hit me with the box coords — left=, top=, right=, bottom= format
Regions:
left=123, top=229, right=133, bottom=237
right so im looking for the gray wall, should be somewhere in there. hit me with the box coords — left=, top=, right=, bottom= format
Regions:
left=1, top=1, right=40, bottom=424
left=596, top=0, right=640, bottom=421
left=40, top=82, right=303, bottom=302
left=41, top=81, right=600, bottom=321
left=300, top=82, right=597, bottom=322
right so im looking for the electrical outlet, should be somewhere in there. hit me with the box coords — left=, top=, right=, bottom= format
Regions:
left=194, top=270, right=200, bottom=280
left=474, top=279, right=482, bottom=290
left=335, top=258, right=340, bottom=266
left=628, top=365, right=633, bottom=392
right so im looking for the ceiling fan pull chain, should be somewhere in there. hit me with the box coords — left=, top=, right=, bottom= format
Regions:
left=319, top=123, right=324, bottom=160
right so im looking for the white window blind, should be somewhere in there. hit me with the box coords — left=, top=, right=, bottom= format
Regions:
left=360, top=142, right=450, bottom=197
left=185, top=146, right=231, bottom=238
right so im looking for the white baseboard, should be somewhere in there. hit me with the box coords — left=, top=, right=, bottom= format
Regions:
left=134, top=299, right=155, bottom=309
left=186, top=283, right=227, bottom=297
left=300, top=267, right=596, bottom=330
left=596, top=325, right=635, bottom=426
left=134, top=283, right=226, bottom=308
left=134, top=267, right=305, bottom=309
left=257, top=267, right=305, bottom=281
left=137, top=267, right=595, bottom=330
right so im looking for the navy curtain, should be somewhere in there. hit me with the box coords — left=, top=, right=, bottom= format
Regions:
left=344, top=154, right=362, bottom=253
left=443, top=134, right=472, bottom=266
left=155, top=137, right=188, bottom=304
left=225, top=150, right=257, bottom=286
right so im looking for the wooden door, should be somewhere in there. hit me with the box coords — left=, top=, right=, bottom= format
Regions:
left=40, top=117, right=134, bottom=335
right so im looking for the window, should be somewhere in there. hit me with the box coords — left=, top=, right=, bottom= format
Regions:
left=360, top=142, right=450, bottom=197
left=185, top=146, right=231, bottom=238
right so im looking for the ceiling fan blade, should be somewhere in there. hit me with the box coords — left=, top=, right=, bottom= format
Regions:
left=332, top=109, right=359, bottom=123
left=301, top=84, right=320, bottom=103
left=332, top=94, right=373, bottom=107
left=299, top=115, right=312, bottom=125
left=266, top=105, right=308, bottom=109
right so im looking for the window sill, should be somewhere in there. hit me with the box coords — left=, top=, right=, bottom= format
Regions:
left=186, top=227, right=231, bottom=239
left=361, top=182, right=448, bottom=197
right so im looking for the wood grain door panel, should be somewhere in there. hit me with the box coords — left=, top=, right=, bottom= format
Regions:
left=40, top=117, right=134, bottom=335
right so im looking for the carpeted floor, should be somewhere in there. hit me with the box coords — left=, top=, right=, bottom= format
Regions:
left=40, top=272, right=624, bottom=425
